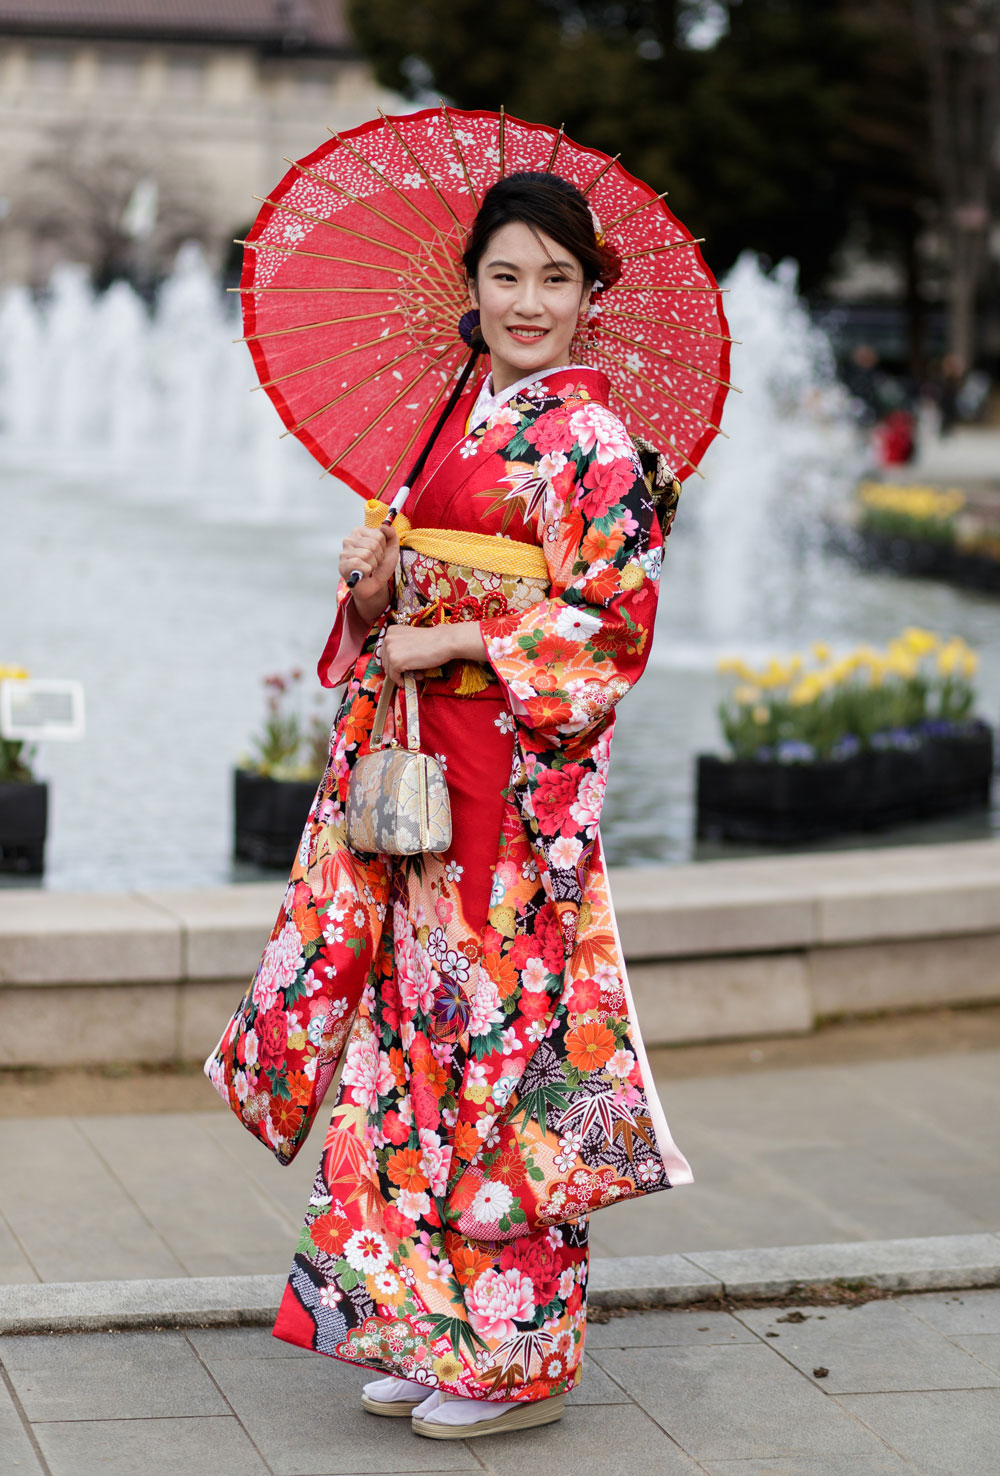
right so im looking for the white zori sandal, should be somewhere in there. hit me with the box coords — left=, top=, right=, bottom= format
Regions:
left=411, top=1389, right=566, bottom=1439
left=361, top=1376, right=429, bottom=1416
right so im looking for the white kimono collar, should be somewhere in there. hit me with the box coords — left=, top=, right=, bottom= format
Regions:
left=468, top=364, right=577, bottom=432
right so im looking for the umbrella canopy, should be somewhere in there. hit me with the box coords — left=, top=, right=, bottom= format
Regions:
left=239, top=106, right=733, bottom=499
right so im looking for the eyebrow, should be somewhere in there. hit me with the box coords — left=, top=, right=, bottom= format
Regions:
left=485, top=258, right=577, bottom=272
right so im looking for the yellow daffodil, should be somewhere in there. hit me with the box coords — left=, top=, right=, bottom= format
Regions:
left=752, top=704, right=770, bottom=724
left=733, top=684, right=762, bottom=705
left=810, top=641, right=831, bottom=663
left=0, top=666, right=29, bottom=680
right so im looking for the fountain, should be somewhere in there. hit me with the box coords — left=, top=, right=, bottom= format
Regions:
left=1, top=246, right=996, bottom=888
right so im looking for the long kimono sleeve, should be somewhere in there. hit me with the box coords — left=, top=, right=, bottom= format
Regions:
left=316, top=578, right=377, bottom=690
left=479, top=401, right=662, bottom=746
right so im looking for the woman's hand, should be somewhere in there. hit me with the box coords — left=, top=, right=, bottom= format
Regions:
left=339, top=524, right=399, bottom=624
left=380, top=622, right=487, bottom=686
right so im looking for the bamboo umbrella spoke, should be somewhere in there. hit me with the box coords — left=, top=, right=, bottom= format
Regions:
left=582, top=153, right=621, bottom=197
left=544, top=124, right=566, bottom=174
left=601, top=306, right=739, bottom=344
left=324, top=344, right=464, bottom=474
left=280, top=157, right=424, bottom=245
left=253, top=329, right=414, bottom=391
left=252, top=195, right=416, bottom=262
left=619, top=239, right=706, bottom=261
left=596, top=323, right=741, bottom=393
left=236, top=308, right=408, bottom=345
left=324, top=129, right=444, bottom=238
left=376, top=111, right=465, bottom=231
left=439, top=103, right=480, bottom=210
left=602, top=190, right=671, bottom=233
left=618, top=396, right=705, bottom=479
left=600, top=347, right=729, bottom=438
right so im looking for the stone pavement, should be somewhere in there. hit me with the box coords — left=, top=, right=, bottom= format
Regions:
left=2, top=1290, right=1000, bottom=1475
left=1, top=1025, right=999, bottom=1283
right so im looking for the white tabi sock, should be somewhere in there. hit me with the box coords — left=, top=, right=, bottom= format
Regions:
left=417, top=1391, right=521, bottom=1426
left=363, top=1376, right=427, bottom=1403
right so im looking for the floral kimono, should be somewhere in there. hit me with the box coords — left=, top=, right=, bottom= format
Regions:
left=245, top=364, right=691, bottom=1403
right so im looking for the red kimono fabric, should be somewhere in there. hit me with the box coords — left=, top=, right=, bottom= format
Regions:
left=248, top=365, right=692, bottom=1402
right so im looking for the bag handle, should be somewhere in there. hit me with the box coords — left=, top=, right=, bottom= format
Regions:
left=370, top=669, right=420, bottom=754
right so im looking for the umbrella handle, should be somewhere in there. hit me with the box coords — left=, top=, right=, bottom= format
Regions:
left=346, top=493, right=408, bottom=589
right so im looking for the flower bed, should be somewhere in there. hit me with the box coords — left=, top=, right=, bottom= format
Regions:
left=830, top=482, right=1000, bottom=593
left=697, top=629, right=994, bottom=844
left=0, top=664, right=47, bottom=874
left=233, top=668, right=330, bottom=869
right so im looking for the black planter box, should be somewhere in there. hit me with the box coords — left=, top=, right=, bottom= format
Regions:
left=826, top=523, right=1000, bottom=594
left=0, top=781, right=48, bottom=874
left=696, top=721, right=994, bottom=845
left=233, top=768, right=320, bottom=869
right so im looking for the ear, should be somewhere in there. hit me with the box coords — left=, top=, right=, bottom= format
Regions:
left=467, top=275, right=479, bottom=308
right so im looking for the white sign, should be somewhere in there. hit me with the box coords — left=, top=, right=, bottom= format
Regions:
left=0, top=679, right=86, bottom=742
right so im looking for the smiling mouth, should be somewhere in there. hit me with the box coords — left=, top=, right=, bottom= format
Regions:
left=507, top=325, right=549, bottom=341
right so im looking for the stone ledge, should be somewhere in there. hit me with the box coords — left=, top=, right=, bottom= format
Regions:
left=1, top=1234, right=997, bottom=1333
left=1, top=840, right=997, bottom=992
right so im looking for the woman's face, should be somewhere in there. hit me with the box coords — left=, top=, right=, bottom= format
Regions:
left=469, top=221, right=590, bottom=393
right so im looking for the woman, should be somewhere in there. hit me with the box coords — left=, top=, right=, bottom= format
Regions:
left=256, top=171, right=693, bottom=1439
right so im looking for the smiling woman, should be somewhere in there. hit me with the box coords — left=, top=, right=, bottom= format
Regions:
left=209, top=168, right=693, bottom=1445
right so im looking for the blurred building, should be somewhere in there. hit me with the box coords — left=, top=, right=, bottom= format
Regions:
left=0, top=1, right=398, bottom=286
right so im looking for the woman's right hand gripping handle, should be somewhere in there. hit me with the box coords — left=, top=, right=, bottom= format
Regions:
left=338, top=523, right=400, bottom=625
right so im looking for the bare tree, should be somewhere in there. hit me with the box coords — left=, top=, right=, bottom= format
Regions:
left=9, top=123, right=213, bottom=291
left=914, top=0, right=1000, bottom=366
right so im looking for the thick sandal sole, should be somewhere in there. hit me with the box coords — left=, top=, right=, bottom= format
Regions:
left=411, top=1394, right=565, bottom=1440
left=361, top=1394, right=425, bottom=1417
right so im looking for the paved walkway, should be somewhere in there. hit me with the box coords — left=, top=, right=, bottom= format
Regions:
left=2, top=1290, right=999, bottom=1475
left=1, top=1024, right=998, bottom=1283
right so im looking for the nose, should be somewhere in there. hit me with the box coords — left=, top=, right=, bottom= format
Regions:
left=513, top=281, right=544, bottom=317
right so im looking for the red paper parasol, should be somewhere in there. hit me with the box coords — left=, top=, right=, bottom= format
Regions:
left=238, top=105, right=734, bottom=496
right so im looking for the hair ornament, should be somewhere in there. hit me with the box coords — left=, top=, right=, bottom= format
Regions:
left=458, top=307, right=485, bottom=350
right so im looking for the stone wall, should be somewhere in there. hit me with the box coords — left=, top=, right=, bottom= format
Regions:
left=2, top=838, right=998, bottom=1066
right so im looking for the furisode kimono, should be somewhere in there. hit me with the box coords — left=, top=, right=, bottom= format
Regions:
left=210, top=363, right=692, bottom=1406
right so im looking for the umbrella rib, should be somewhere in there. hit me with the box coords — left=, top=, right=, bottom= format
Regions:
left=596, top=323, right=741, bottom=393
left=325, top=130, right=446, bottom=239
left=601, top=306, right=740, bottom=344
left=238, top=237, right=409, bottom=277
left=231, top=286, right=405, bottom=295
left=602, top=189, right=670, bottom=232
left=498, top=104, right=506, bottom=178
left=612, top=283, right=729, bottom=294
left=619, top=238, right=706, bottom=261
left=253, top=329, right=414, bottom=391
left=324, top=344, right=464, bottom=473
left=280, top=342, right=448, bottom=437
left=600, top=347, right=730, bottom=438
left=281, top=157, right=425, bottom=245
left=251, top=195, right=414, bottom=262
left=377, top=109, right=465, bottom=231
left=582, top=153, right=621, bottom=198
left=236, top=308, right=407, bottom=344
left=619, top=397, right=705, bottom=480
left=544, top=123, right=565, bottom=173
left=439, top=102, right=479, bottom=210
left=380, top=378, right=452, bottom=492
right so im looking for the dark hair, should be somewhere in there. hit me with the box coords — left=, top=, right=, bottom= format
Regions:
left=462, top=171, right=621, bottom=290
